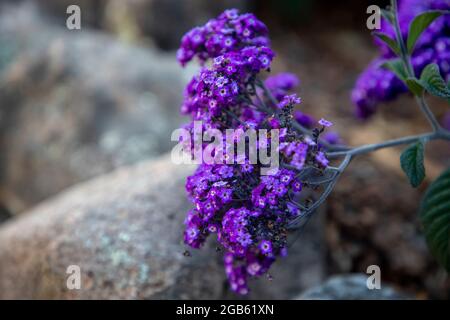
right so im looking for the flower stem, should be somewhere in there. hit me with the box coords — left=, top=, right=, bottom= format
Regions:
left=327, top=130, right=450, bottom=158
left=391, top=0, right=414, bottom=76
left=416, top=95, right=441, bottom=132
left=288, top=154, right=351, bottom=228
left=391, top=0, right=442, bottom=132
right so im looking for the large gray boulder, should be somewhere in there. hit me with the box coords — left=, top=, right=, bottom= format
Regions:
left=0, top=152, right=326, bottom=299
left=0, top=3, right=194, bottom=214
left=0, top=154, right=227, bottom=299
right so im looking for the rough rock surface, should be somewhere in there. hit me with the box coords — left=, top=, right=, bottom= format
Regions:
left=0, top=152, right=326, bottom=299
left=297, top=274, right=409, bottom=300
left=0, top=4, right=194, bottom=214
left=0, top=155, right=230, bottom=299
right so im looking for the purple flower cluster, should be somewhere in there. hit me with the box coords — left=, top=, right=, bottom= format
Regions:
left=182, top=133, right=327, bottom=293
left=178, top=9, right=334, bottom=294
left=352, top=0, right=450, bottom=119
left=181, top=46, right=274, bottom=126
left=177, top=9, right=270, bottom=66
left=183, top=162, right=292, bottom=292
left=279, top=94, right=302, bottom=108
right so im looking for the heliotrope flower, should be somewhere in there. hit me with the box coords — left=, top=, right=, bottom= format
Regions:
left=183, top=161, right=311, bottom=293
left=180, top=46, right=274, bottom=128
left=294, top=110, right=315, bottom=128
left=278, top=94, right=302, bottom=108
left=318, top=118, right=333, bottom=127
left=178, top=9, right=333, bottom=295
left=177, top=8, right=270, bottom=66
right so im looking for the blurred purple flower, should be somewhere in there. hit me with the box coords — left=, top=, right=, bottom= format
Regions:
left=318, top=118, right=333, bottom=127
left=352, top=0, right=450, bottom=119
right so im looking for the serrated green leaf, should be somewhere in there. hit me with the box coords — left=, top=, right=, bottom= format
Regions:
left=405, top=77, right=424, bottom=96
left=400, top=141, right=425, bottom=188
left=373, top=32, right=400, bottom=56
left=419, top=63, right=450, bottom=99
left=407, top=10, right=447, bottom=54
left=420, top=168, right=450, bottom=272
left=381, top=58, right=407, bottom=81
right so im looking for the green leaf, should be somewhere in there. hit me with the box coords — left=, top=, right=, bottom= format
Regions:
left=419, top=63, right=450, bottom=99
left=420, top=168, right=450, bottom=272
left=373, top=32, right=400, bottom=56
left=381, top=58, right=407, bottom=82
left=405, top=77, right=424, bottom=96
left=407, top=10, right=447, bottom=54
left=400, top=141, right=425, bottom=188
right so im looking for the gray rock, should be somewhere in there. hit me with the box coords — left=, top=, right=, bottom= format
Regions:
left=296, top=274, right=409, bottom=300
left=0, top=154, right=228, bottom=299
left=0, top=3, right=194, bottom=214
left=0, top=151, right=326, bottom=299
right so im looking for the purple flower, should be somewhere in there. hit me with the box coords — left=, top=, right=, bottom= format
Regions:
left=281, top=141, right=309, bottom=169
left=292, top=180, right=303, bottom=192
left=318, top=118, right=333, bottom=127
left=177, top=9, right=270, bottom=66
left=287, top=202, right=301, bottom=217
left=294, top=111, right=315, bottom=128
left=179, top=9, right=337, bottom=295
left=278, top=94, right=302, bottom=108
left=352, top=0, right=450, bottom=118
left=219, top=188, right=233, bottom=203
left=218, top=165, right=234, bottom=178
left=315, top=151, right=329, bottom=167
left=259, top=240, right=273, bottom=255
left=240, top=163, right=254, bottom=173
left=247, top=261, right=262, bottom=276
